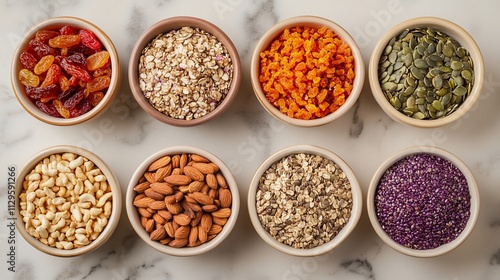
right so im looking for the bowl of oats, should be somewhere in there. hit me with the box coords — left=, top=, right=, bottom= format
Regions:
left=247, top=144, right=362, bottom=256
left=129, top=16, right=241, bottom=126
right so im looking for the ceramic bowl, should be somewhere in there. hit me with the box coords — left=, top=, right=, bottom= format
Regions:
left=250, top=16, right=365, bottom=127
left=126, top=146, right=239, bottom=256
left=15, top=145, right=122, bottom=257
left=367, top=146, right=480, bottom=257
left=369, top=17, right=484, bottom=128
left=128, top=16, right=241, bottom=126
left=247, top=144, right=362, bottom=256
left=11, top=16, right=121, bottom=125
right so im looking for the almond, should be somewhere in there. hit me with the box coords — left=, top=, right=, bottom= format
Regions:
left=164, top=174, right=192, bottom=185
left=191, top=154, right=210, bottom=163
left=157, top=210, right=173, bottom=221
left=180, top=153, right=188, bottom=171
left=133, top=181, right=150, bottom=193
left=144, top=189, right=165, bottom=201
left=150, top=182, right=174, bottom=195
left=188, top=226, right=198, bottom=247
left=174, top=225, right=190, bottom=239
left=189, top=192, right=214, bottom=205
left=133, top=197, right=155, bottom=208
left=144, top=171, right=156, bottom=183
left=208, top=162, right=220, bottom=172
left=188, top=202, right=202, bottom=212
left=216, top=172, right=228, bottom=188
left=171, top=167, right=182, bottom=176
left=185, top=195, right=197, bottom=204
left=201, top=204, right=218, bottom=212
left=171, top=155, right=180, bottom=168
left=208, top=189, right=217, bottom=199
left=141, top=216, right=148, bottom=228
left=198, top=225, right=208, bottom=243
left=201, top=213, right=212, bottom=233
left=150, top=226, right=167, bottom=241
left=205, top=173, right=218, bottom=189
left=219, top=189, right=232, bottom=208
left=166, top=202, right=182, bottom=214
left=148, top=155, right=172, bottom=171
left=164, top=195, right=176, bottom=204
left=211, top=207, right=231, bottom=218
left=138, top=207, right=153, bottom=218
left=181, top=200, right=196, bottom=218
left=178, top=185, right=190, bottom=193
left=153, top=213, right=166, bottom=225
left=159, top=237, right=173, bottom=245
left=183, top=166, right=205, bottom=182
left=207, top=234, right=217, bottom=242
left=192, top=163, right=215, bottom=174
left=148, top=200, right=167, bottom=210
left=174, top=191, right=184, bottom=202
left=212, top=216, right=228, bottom=226
left=190, top=211, right=203, bottom=227
left=207, top=224, right=222, bottom=235
left=134, top=193, right=147, bottom=202
left=173, top=213, right=191, bottom=226
left=188, top=181, right=205, bottom=193
left=164, top=222, right=175, bottom=238
left=154, top=164, right=172, bottom=182
left=144, top=218, right=155, bottom=232
left=169, top=238, right=188, bottom=248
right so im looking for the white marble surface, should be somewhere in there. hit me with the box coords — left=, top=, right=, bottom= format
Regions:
left=1, top=0, right=500, bottom=279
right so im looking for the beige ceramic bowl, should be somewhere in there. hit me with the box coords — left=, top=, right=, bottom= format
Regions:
left=128, top=16, right=241, bottom=127
left=369, top=17, right=484, bottom=128
left=126, top=146, right=240, bottom=256
left=248, top=145, right=362, bottom=256
left=11, top=16, right=121, bottom=126
left=367, top=146, right=479, bottom=257
left=15, top=145, right=122, bottom=257
left=251, top=16, right=365, bottom=127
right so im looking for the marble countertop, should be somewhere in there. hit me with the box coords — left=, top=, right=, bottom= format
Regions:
left=1, top=0, right=500, bottom=279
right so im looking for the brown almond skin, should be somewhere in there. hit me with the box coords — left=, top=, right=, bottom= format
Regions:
left=159, top=237, right=173, bottom=245
left=165, top=222, right=175, bottom=238
left=180, top=154, right=188, bottom=171
left=183, top=166, right=205, bottom=182
left=212, top=216, right=228, bottom=226
left=202, top=204, right=218, bottom=213
left=148, top=155, right=172, bottom=171
left=215, top=172, right=228, bottom=188
left=148, top=200, right=167, bottom=210
left=188, top=226, right=199, bottom=247
left=153, top=213, right=166, bottom=225
left=165, top=174, right=192, bottom=185
left=190, top=211, right=203, bottom=227
left=154, top=165, right=172, bottom=182
left=205, top=173, right=218, bottom=189
left=201, top=213, right=212, bottom=233
left=191, top=154, right=210, bottom=163
left=173, top=213, right=191, bottom=226
left=150, top=182, right=174, bottom=195
left=157, top=210, right=173, bottom=221
left=166, top=202, right=182, bottom=214
left=133, top=197, right=155, bottom=208
left=145, top=189, right=165, bottom=201
left=192, top=163, right=215, bottom=174
left=169, top=238, right=188, bottom=248
left=150, top=227, right=167, bottom=241
left=145, top=219, right=155, bottom=232
left=219, top=189, right=232, bottom=208
left=212, top=208, right=231, bottom=218
left=189, top=192, right=214, bottom=205
left=133, top=181, right=150, bottom=193
left=198, top=225, right=208, bottom=243
left=144, top=172, right=156, bottom=183
left=138, top=207, right=153, bottom=218
left=207, top=224, right=222, bottom=235
left=174, top=225, right=190, bottom=239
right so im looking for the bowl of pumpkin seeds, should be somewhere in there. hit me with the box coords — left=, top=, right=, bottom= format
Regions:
left=369, top=17, right=484, bottom=128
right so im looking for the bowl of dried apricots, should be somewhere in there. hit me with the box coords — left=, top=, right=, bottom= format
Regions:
left=251, top=16, right=365, bottom=127
left=11, top=16, right=121, bottom=125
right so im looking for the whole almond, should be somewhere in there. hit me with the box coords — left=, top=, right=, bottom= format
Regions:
left=201, top=204, right=218, bottom=212
left=173, top=213, right=191, bottom=226
left=157, top=210, right=173, bottom=221
left=179, top=185, right=190, bottom=193
left=219, top=189, right=232, bottom=208
left=216, top=172, right=228, bottom=188
left=174, top=191, right=184, bottom=202
left=133, top=197, right=156, bottom=208
left=164, top=195, right=176, bottom=204
left=183, top=166, right=204, bottom=182
left=207, top=234, right=217, bottom=242
left=151, top=182, right=174, bottom=195
left=165, top=174, right=192, bottom=186
left=208, top=162, right=220, bottom=172
left=201, top=213, right=212, bottom=233
left=159, top=237, right=173, bottom=245
left=198, top=225, right=208, bottom=243
left=207, top=224, right=223, bottom=235
left=190, top=211, right=203, bottom=227
left=208, top=189, right=217, bottom=199
left=138, top=207, right=153, bottom=218
left=141, top=216, right=148, bottom=228
left=180, top=154, right=188, bottom=171
left=171, top=155, right=180, bottom=168
left=188, top=202, right=202, bottom=212
left=188, top=181, right=204, bottom=193
left=154, top=164, right=172, bottom=182
left=174, top=225, right=191, bottom=239
left=165, top=222, right=175, bottom=238
left=169, top=238, right=188, bottom=248
left=205, top=173, right=218, bottom=189
left=191, top=154, right=210, bottom=163
left=153, top=213, right=166, bottom=225
left=148, top=155, right=172, bottom=171
left=171, top=167, right=182, bottom=176
left=134, top=193, right=147, bottom=202
left=145, top=189, right=165, bottom=201
left=166, top=202, right=182, bottom=214
left=192, top=163, right=215, bottom=174
left=212, top=216, right=228, bottom=226
left=144, top=171, right=156, bottom=183
left=144, top=219, right=155, bottom=232
left=150, top=226, right=167, bottom=241
left=188, top=226, right=198, bottom=247
left=148, top=200, right=167, bottom=210
left=189, top=192, right=214, bottom=205
left=211, top=208, right=231, bottom=219
left=181, top=200, right=196, bottom=219
left=133, top=181, right=150, bottom=193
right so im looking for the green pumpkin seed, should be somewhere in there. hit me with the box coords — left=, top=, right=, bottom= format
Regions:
left=461, top=69, right=472, bottom=80
left=432, top=75, right=443, bottom=89
left=451, top=61, right=464, bottom=70
left=384, top=45, right=393, bottom=56
left=411, top=66, right=424, bottom=80
left=442, top=93, right=451, bottom=105
left=432, top=100, right=444, bottom=111
left=453, top=86, right=467, bottom=96
left=389, top=51, right=397, bottom=63
left=413, top=112, right=426, bottom=119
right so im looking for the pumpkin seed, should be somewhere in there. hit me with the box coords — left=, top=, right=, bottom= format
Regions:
left=453, top=86, right=467, bottom=96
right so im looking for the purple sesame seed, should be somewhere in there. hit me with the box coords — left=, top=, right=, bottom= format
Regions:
left=375, top=153, right=470, bottom=250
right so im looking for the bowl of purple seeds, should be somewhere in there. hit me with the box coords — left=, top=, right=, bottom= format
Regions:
left=367, top=146, right=479, bottom=257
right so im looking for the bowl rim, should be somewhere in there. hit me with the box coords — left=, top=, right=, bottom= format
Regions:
left=125, top=145, right=240, bottom=256
left=250, top=15, right=365, bottom=127
left=366, top=145, right=480, bottom=257
left=10, top=16, right=121, bottom=126
left=14, top=145, right=122, bottom=257
left=128, top=16, right=241, bottom=127
left=368, top=16, right=484, bottom=128
left=247, top=144, right=362, bottom=256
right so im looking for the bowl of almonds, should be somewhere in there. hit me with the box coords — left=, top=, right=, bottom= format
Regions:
left=126, top=146, right=239, bottom=256
left=11, top=16, right=121, bottom=125
left=369, top=17, right=484, bottom=128
left=15, top=145, right=122, bottom=257
left=247, top=144, right=362, bottom=256
left=128, top=16, right=241, bottom=126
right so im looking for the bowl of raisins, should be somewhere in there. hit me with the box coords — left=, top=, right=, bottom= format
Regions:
left=11, top=16, right=121, bottom=125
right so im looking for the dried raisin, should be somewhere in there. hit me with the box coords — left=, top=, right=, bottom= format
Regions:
left=35, top=100, right=60, bottom=117
left=35, top=30, right=59, bottom=43
left=87, top=76, right=110, bottom=93
left=59, top=76, right=70, bottom=92
left=34, top=55, right=54, bottom=75
left=68, top=44, right=96, bottom=56
left=70, top=99, right=92, bottom=117
left=49, top=35, right=81, bottom=48
left=86, top=51, right=109, bottom=71
left=28, top=39, right=58, bottom=58
left=63, top=88, right=85, bottom=110
left=58, top=86, right=78, bottom=101
left=88, top=91, right=104, bottom=107
left=79, top=29, right=101, bottom=50
left=53, top=99, right=71, bottom=118
left=60, top=25, right=77, bottom=35
left=59, top=57, right=92, bottom=82
left=25, top=84, right=59, bottom=100
left=20, top=51, right=38, bottom=70
left=19, top=69, right=40, bottom=87
left=67, top=52, right=87, bottom=65
left=93, top=66, right=111, bottom=77
left=40, top=64, right=62, bottom=87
